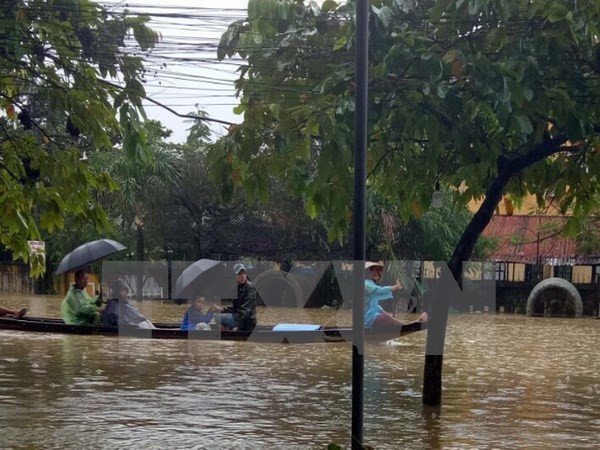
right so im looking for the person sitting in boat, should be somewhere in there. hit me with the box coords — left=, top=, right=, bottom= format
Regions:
left=101, top=278, right=156, bottom=329
left=180, top=295, right=216, bottom=331
left=365, top=261, right=427, bottom=332
left=213, top=263, right=257, bottom=332
left=0, top=306, right=27, bottom=318
left=61, top=269, right=103, bottom=326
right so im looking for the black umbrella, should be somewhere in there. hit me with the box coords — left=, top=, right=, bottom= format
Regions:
left=173, top=259, right=234, bottom=301
left=55, top=239, right=126, bottom=275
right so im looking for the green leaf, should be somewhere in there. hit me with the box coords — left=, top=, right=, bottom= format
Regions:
left=513, top=114, right=533, bottom=136
left=547, top=3, right=568, bottom=23
left=305, top=198, right=318, bottom=219
left=333, top=34, right=347, bottom=50
left=322, top=0, right=338, bottom=13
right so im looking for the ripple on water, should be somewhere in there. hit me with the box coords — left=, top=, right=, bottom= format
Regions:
left=1, top=310, right=600, bottom=447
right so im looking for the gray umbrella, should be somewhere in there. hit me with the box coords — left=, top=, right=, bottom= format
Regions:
left=55, top=239, right=126, bottom=275
left=173, top=259, right=234, bottom=300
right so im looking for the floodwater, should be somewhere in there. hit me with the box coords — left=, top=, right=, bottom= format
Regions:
left=1, top=294, right=600, bottom=449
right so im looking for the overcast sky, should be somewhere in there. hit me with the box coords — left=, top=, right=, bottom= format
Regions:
left=108, top=0, right=247, bottom=142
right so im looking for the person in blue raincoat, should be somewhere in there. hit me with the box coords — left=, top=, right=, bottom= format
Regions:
left=364, top=261, right=427, bottom=331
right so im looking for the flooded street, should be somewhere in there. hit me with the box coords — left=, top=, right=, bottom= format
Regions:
left=1, top=294, right=600, bottom=448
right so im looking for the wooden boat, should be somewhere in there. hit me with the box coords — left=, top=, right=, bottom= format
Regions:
left=0, top=316, right=426, bottom=344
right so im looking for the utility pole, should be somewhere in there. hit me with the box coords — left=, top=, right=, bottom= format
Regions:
left=166, top=248, right=173, bottom=300
left=536, top=232, right=541, bottom=281
left=352, top=0, right=368, bottom=447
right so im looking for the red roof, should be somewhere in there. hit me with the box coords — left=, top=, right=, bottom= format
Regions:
left=480, top=215, right=600, bottom=264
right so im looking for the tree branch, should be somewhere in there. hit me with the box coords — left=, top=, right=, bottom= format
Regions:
left=501, top=132, right=571, bottom=175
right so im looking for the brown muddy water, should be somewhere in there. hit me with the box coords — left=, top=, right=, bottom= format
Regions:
left=1, top=294, right=599, bottom=449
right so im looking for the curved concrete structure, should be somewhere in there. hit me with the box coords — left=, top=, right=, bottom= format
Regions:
left=253, top=269, right=304, bottom=308
left=526, top=277, right=583, bottom=317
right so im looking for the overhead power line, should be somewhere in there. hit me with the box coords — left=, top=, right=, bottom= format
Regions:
left=144, top=96, right=235, bottom=126
left=5, top=0, right=598, bottom=139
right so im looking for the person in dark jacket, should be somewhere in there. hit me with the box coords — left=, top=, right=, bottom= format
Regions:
left=180, top=295, right=215, bottom=331
left=101, top=278, right=156, bottom=329
left=213, top=263, right=257, bottom=332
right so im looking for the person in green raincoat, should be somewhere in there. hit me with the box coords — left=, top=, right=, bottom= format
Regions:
left=61, top=269, right=102, bottom=326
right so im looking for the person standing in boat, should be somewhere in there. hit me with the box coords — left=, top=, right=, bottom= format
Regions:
left=364, top=261, right=427, bottom=331
left=180, top=295, right=216, bottom=331
left=213, top=263, right=257, bottom=332
left=61, top=269, right=103, bottom=326
left=101, top=278, right=156, bottom=329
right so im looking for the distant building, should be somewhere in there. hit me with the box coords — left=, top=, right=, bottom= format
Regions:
left=480, top=214, right=600, bottom=284
left=466, top=192, right=600, bottom=315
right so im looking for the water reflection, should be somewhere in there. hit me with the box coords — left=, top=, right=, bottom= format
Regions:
left=1, top=295, right=600, bottom=448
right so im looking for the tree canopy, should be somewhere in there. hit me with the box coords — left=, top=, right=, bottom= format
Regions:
left=0, top=0, right=159, bottom=275
left=211, top=0, right=600, bottom=258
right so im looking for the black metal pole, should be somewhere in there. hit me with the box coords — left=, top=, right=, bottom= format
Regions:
left=535, top=232, right=542, bottom=283
left=352, top=0, right=368, bottom=448
left=166, top=249, right=173, bottom=300
left=136, top=223, right=144, bottom=302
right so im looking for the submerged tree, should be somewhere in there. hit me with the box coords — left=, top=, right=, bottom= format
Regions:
left=0, top=0, right=159, bottom=275
left=211, top=0, right=600, bottom=405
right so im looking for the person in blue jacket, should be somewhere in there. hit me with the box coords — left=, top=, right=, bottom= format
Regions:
left=180, top=295, right=215, bottom=331
left=365, top=261, right=427, bottom=331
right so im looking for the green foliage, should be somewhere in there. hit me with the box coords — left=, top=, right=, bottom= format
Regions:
left=91, top=120, right=180, bottom=260
left=210, top=0, right=600, bottom=262
left=99, top=115, right=344, bottom=264
left=575, top=191, right=600, bottom=255
left=0, top=0, right=159, bottom=275
left=365, top=186, right=484, bottom=261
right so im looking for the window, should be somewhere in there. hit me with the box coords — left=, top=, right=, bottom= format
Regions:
left=555, top=265, right=573, bottom=282
left=509, top=263, right=526, bottom=282
left=495, top=262, right=507, bottom=281
left=525, top=264, right=540, bottom=282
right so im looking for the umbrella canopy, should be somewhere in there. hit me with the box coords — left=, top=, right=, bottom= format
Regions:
left=56, top=239, right=126, bottom=275
left=173, top=259, right=234, bottom=300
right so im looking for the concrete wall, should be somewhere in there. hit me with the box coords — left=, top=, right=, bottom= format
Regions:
left=496, top=283, right=600, bottom=316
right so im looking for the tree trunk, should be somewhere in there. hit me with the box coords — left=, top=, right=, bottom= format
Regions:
left=422, top=136, right=570, bottom=405
left=423, top=354, right=444, bottom=405
left=423, top=171, right=510, bottom=406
